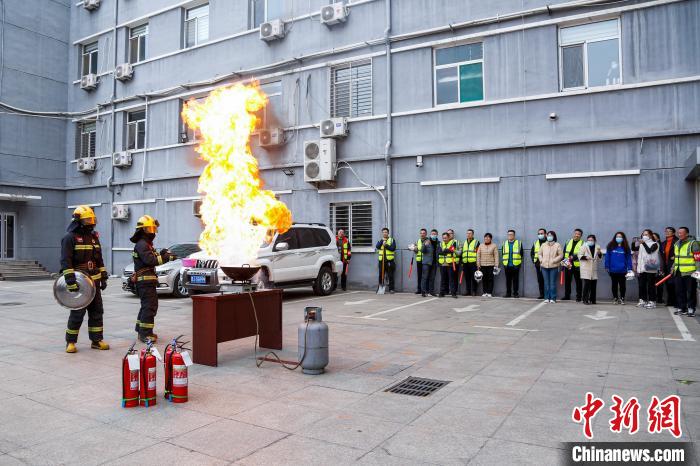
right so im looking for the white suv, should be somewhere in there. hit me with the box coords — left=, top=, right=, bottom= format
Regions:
left=181, top=223, right=343, bottom=296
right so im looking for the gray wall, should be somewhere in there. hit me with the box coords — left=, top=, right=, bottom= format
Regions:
left=2, top=0, right=699, bottom=300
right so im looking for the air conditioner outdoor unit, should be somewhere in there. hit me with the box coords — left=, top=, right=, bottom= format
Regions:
left=320, top=117, right=348, bottom=138
left=112, top=151, right=132, bottom=168
left=80, top=74, right=99, bottom=91
left=82, top=0, right=100, bottom=11
left=260, top=19, right=285, bottom=41
left=304, top=139, right=336, bottom=183
left=77, top=157, right=96, bottom=173
left=259, top=128, right=284, bottom=148
left=111, top=204, right=130, bottom=221
left=320, top=2, right=348, bottom=26
left=115, top=63, right=133, bottom=81
left=192, top=199, right=203, bottom=217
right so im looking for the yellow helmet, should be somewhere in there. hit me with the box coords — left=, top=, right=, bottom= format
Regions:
left=72, top=205, right=96, bottom=226
left=136, top=215, right=159, bottom=234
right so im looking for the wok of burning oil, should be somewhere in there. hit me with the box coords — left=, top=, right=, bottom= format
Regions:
left=181, top=83, right=292, bottom=266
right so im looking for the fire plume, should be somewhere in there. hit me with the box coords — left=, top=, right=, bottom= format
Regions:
left=182, top=83, right=292, bottom=266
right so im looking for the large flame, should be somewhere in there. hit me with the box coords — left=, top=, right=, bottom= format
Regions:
left=182, top=83, right=292, bottom=266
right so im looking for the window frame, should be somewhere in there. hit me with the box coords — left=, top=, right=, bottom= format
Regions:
left=129, top=24, right=148, bottom=64
left=329, top=59, right=373, bottom=119
left=77, top=121, right=97, bottom=159
left=251, top=0, right=284, bottom=28
left=180, top=95, right=207, bottom=143
left=558, top=18, right=622, bottom=92
left=432, top=41, right=485, bottom=107
left=253, top=80, right=282, bottom=133
left=329, top=201, right=373, bottom=248
left=126, top=110, right=147, bottom=151
left=184, top=3, right=210, bottom=49
left=81, top=42, right=99, bottom=77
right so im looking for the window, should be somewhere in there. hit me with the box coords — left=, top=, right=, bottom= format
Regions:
left=81, top=42, right=98, bottom=77
left=254, top=81, right=282, bottom=129
left=434, top=42, right=484, bottom=105
left=76, top=122, right=96, bottom=159
left=559, top=19, right=620, bottom=90
left=185, top=4, right=209, bottom=48
left=297, top=228, right=332, bottom=249
left=129, top=24, right=148, bottom=63
left=275, top=229, right=299, bottom=250
left=329, top=202, right=373, bottom=247
left=180, top=96, right=207, bottom=142
left=330, top=60, right=372, bottom=118
left=251, top=0, right=284, bottom=28
left=126, top=110, right=146, bottom=150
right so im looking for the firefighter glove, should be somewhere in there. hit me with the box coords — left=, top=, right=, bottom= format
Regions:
left=67, top=282, right=80, bottom=293
left=99, top=280, right=108, bottom=291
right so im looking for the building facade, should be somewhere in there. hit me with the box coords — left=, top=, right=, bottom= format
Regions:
left=1, top=0, right=699, bottom=297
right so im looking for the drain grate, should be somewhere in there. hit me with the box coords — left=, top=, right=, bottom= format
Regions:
left=385, top=377, right=450, bottom=397
left=0, top=302, right=24, bottom=306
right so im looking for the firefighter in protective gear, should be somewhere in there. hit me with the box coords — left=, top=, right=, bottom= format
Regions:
left=61, top=206, right=109, bottom=353
left=336, top=229, right=351, bottom=291
left=130, top=215, right=176, bottom=343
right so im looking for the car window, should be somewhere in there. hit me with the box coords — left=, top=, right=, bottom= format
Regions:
left=169, top=243, right=201, bottom=257
left=313, top=228, right=331, bottom=247
left=296, top=228, right=317, bottom=249
left=275, top=229, right=299, bottom=250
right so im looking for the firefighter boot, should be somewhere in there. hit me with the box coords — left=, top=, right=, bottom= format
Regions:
left=139, top=333, right=158, bottom=344
left=91, top=340, right=110, bottom=350
left=66, top=342, right=77, bottom=353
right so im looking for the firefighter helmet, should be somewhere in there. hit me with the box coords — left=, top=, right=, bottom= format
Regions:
left=72, top=205, right=97, bottom=226
left=135, top=215, right=159, bottom=234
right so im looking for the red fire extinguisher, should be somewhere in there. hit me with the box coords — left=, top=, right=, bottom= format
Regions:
left=164, top=336, right=189, bottom=403
left=121, top=343, right=139, bottom=408
left=139, top=340, right=157, bottom=407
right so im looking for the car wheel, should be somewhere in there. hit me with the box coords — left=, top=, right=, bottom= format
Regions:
left=313, top=266, right=335, bottom=296
left=172, top=274, right=189, bottom=299
left=254, top=268, right=272, bottom=291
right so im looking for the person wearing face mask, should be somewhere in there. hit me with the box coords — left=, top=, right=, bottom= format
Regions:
left=660, top=227, right=678, bottom=307
left=477, top=233, right=498, bottom=297
left=438, top=232, right=458, bottom=298
left=578, top=234, right=603, bottom=305
left=538, top=231, right=563, bottom=303
left=461, top=229, right=480, bottom=296
left=605, top=232, right=633, bottom=305
left=531, top=228, right=547, bottom=300
left=672, top=227, right=700, bottom=317
left=61, top=206, right=110, bottom=353
left=632, top=229, right=661, bottom=309
left=447, top=229, right=461, bottom=295
left=502, top=230, right=523, bottom=298
left=418, top=230, right=434, bottom=297
left=428, top=229, right=439, bottom=296
left=563, top=228, right=585, bottom=302
left=131, top=215, right=176, bottom=342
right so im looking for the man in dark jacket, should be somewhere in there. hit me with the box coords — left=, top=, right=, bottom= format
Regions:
left=417, top=231, right=434, bottom=297
left=131, top=215, right=176, bottom=342
left=413, top=229, right=428, bottom=294
left=531, top=228, right=547, bottom=299
left=375, top=228, right=396, bottom=293
left=428, top=229, right=439, bottom=296
left=660, top=226, right=678, bottom=307
left=61, top=206, right=110, bottom=353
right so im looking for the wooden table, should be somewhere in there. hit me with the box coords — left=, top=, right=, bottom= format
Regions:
left=191, top=289, right=283, bottom=367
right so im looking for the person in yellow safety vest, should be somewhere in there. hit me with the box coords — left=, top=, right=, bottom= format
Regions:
left=447, top=229, right=461, bottom=294
left=438, top=232, right=458, bottom=298
left=531, top=228, right=547, bottom=299
left=336, top=229, right=351, bottom=291
left=375, top=227, right=396, bottom=293
left=461, top=229, right=480, bottom=296
left=673, top=227, right=700, bottom=317
left=60, top=206, right=110, bottom=353
left=502, top=229, right=523, bottom=298
left=414, top=228, right=428, bottom=294
left=130, top=215, right=176, bottom=343
left=563, top=228, right=584, bottom=302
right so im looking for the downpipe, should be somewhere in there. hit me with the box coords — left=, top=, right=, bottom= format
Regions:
left=108, top=0, right=119, bottom=276
left=384, top=0, right=392, bottom=231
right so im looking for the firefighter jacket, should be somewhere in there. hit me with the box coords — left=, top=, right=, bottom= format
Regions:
left=132, top=239, right=173, bottom=284
left=60, top=227, right=107, bottom=286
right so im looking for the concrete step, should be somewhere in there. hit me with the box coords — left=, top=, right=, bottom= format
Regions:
left=0, top=260, right=38, bottom=266
left=0, top=259, right=53, bottom=281
left=0, top=266, right=47, bottom=273
left=0, top=271, right=53, bottom=277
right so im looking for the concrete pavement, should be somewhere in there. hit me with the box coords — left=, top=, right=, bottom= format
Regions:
left=0, top=278, right=699, bottom=465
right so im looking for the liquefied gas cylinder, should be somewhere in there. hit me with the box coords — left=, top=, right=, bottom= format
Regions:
left=298, top=306, right=328, bottom=375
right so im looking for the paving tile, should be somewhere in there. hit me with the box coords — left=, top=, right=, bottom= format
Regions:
left=171, top=419, right=288, bottom=462
left=355, top=450, right=436, bottom=466
left=347, top=391, right=437, bottom=424
left=104, top=441, right=228, bottom=466
left=236, top=434, right=365, bottom=465
left=7, top=425, right=158, bottom=466
left=180, top=387, right=269, bottom=419
left=382, top=425, right=487, bottom=465
left=111, top=403, right=221, bottom=440
left=302, top=411, right=403, bottom=450
left=232, top=400, right=333, bottom=433
left=307, top=371, right=396, bottom=394
left=493, top=411, right=586, bottom=448
left=468, top=438, right=563, bottom=465
left=411, top=403, right=508, bottom=438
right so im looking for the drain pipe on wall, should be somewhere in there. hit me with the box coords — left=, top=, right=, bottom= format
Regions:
left=383, top=0, right=392, bottom=231
left=108, top=0, right=119, bottom=275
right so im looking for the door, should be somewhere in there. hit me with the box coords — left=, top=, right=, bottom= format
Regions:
left=0, top=213, right=17, bottom=260
left=270, top=229, right=300, bottom=283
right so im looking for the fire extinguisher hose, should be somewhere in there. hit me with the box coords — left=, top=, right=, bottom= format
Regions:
left=163, top=343, right=172, bottom=401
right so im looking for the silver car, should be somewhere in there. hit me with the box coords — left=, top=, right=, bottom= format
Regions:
left=121, top=243, right=201, bottom=298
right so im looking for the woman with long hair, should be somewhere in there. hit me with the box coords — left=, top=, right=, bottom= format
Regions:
left=605, top=231, right=633, bottom=304
left=632, top=228, right=661, bottom=308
